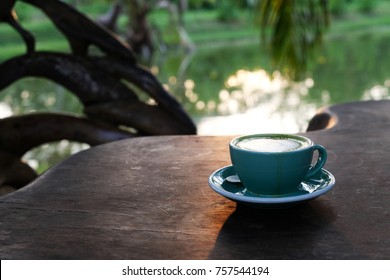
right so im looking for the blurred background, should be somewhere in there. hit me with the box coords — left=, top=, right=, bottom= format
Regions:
left=1, top=0, right=390, bottom=173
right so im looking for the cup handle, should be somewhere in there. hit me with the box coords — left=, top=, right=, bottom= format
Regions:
left=306, top=144, right=327, bottom=178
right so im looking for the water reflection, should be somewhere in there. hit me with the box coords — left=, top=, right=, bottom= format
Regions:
left=194, top=69, right=325, bottom=135
left=157, top=31, right=390, bottom=135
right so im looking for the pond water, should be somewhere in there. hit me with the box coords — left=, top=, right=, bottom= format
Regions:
left=157, top=30, right=390, bottom=135
left=1, top=30, right=390, bottom=172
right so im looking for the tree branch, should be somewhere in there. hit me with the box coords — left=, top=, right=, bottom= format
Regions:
left=0, top=52, right=196, bottom=135
left=0, top=113, right=135, bottom=156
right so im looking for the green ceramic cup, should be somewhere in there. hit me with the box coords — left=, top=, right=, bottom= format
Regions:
left=229, top=134, right=327, bottom=196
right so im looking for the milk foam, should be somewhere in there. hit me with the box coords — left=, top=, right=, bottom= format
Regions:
left=236, top=137, right=305, bottom=152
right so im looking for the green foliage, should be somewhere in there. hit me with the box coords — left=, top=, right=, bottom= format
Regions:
left=258, top=0, right=329, bottom=81
left=329, top=0, right=347, bottom=16
left=217, top=0, right=240, bottom=22
left=357, top=0, right=378, bottom=13
left=188, top=0, right=217, bottom=9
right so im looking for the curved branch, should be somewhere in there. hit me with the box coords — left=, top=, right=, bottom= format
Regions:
left=0, top=52, right=138, bottom=105
left=0, top=52, right=196, bottom=135
left=0, top=112, right=134, bottom=191
left=85, top=100, right=193, bottom=136
left=0, top=0, right=35, bottom=54
left=97, top=2, right=122, bottom=32
left=94, top=57, right=197, bottom=133
left=0, top=113, right=135, bottom=156
left=20, top=0, right=136, bottom=63
left=0, top=151, right=38, bottom=193
left=0, top=0, right=16, bottom=17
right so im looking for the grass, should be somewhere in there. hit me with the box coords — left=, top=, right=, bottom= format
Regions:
left=329, top=2, right=390, bottom=35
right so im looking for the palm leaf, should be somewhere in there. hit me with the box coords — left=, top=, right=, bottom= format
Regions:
left=257, top=0, right=329, bottom=80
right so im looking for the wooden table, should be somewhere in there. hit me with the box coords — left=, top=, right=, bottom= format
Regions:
left=0, top=100, right=389, bottom=259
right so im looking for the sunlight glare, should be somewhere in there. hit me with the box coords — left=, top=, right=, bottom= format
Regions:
left=197, top=68, right=318, bottom=135
left=362, top=84, right=390, bottom=100
left=0, top=102, right=12, bottom=118
left=21, top=90, right=30, bottom=99
left=184, top=79, right=195, bottom=90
